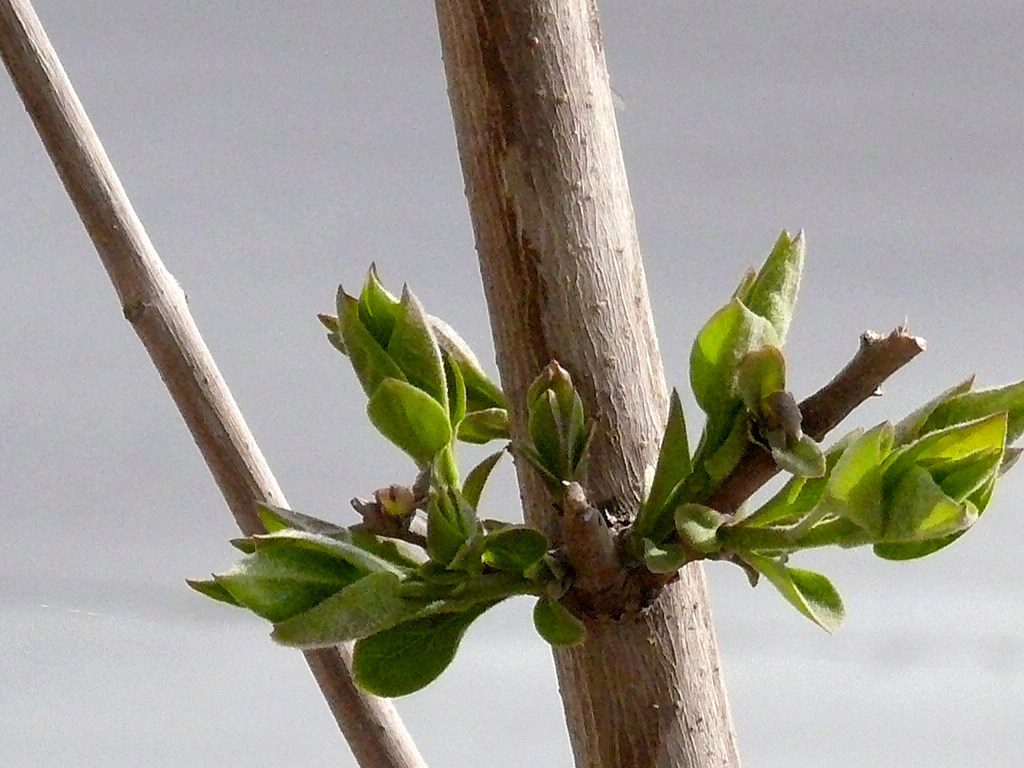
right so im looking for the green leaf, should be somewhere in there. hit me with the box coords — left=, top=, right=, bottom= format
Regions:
left=690, top=298, right=780, bottom=423
left=456, top=407, right=510, bottom=444
left=772, top=434, right=826, bottom=478
left=742, top=230, right=805, bottom=344
left=742, top=553, right=844, bottom=633
left=883, top=413, right=1007, bottom=491
left=428, top=315, right=507, bottom=411
left=703, top=415, right=750, bottom=484
left=881, top=465, right=976, bottom=542
left=256, top=503, right=347, bottom=536
left=533, top=597, right=585, bottom=646
left=873, top=534, right=963, bottom=561
left=736, top=347, right=787, bottom=412
left=358, top=265, right=400, bottom=347
left=337, top=289, right=407, bottom=397
left=481, top=527, right=549, bottom=573
left=462, top=449, right=505, bottom=511
left=893, top=376, right=974, bottom=445
left=639, top=389, right=692, bottom=536
left=353, top=604, right=491, bottom=696
left=924, top=378, right=1024, bottom=443
left=386, top=286, right=449, bottom=411
left=641, top=538, right=689, bottom=573
left=529, top=389, right=567, bottom=480
left=426, top=489, right=470, bottom=565
left=271, top=571, right=416, bottom=647
left=256, top=529, right=409, bottom=577
left=367, top=378, right=453, bottom=467
left=186, top=578, right=242, bottom=607
left=214, top=545, right=362, bottom=623
left=444, top=350, right=467, bottom=428
left=674, top=503, right=724, bottom=554
left=818, top=422, right=893, bottom=537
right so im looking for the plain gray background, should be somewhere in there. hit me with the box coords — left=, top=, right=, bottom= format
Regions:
left=2, top=2, right=1022, bottom=766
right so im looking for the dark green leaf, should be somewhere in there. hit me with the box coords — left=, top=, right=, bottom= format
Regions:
left=703, top=415, right=750, bottom=484
left=742, top=230, right=805, bottom=344
left=462, top=449, right=505, bottom=511
left=367, top=378, right=453, bottom=467
left=873, top=534, right=963, bottom=561
left=456, top=407, right=510, bottom=444
left=742, top=553, right=844, bottom=633
left=271, top=571, right=416, bottom=647
left=481, top=527, right=549, bottom=573
left=533, top=597, right=585, bottom=647
left=353, top=604, right=491, bottom=696
left=337, top=289, right=407, bottom=397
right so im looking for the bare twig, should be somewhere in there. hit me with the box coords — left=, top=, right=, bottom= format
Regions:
left=0, top=3, right=425, bottom=767
left=707, top=328, right=926, bottom=516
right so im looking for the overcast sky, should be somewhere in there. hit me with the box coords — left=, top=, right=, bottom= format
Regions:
left=2, top=2, right=1023, bottom=767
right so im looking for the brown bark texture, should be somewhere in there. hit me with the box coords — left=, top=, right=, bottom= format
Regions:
left=0, top=3, right=425, bottom=767
left=434, top=2, right=741, bottom=766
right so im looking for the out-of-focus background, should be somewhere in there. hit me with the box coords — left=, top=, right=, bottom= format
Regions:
left=2, top=3, right=1022, bottom=766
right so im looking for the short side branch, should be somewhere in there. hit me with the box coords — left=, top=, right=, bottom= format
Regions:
left=708, top=328, right=925, bottom=516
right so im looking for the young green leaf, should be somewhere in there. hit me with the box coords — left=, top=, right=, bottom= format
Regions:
left=367, top=378, right=453, bottom=467
left=742, top=553, right=844, bottom=633
left=444, top=349, right=467, bottom=427
left=641, top=538, right=689, bottom=573
left=816, top=422, right=893, bottom=538
left=533, top=597, right=585, bottom=647
left=923, top=378, right=1024, bottom=443
left=386, top=286, right=449, bottom=411
left=428, top=314, right=507, bottom=412
left=772, top=434, right=826, bottom=478
left=690, top=298, right=779, bottom=423
left=186, top=578, right=242, bottom=607
left=736, top=347, right=787, bottom=413
left=893, top=376, right=974, bottom=445
left=480, top=526, right=549, bottom=573
left=271, top=571, right=416, bottom=648
left=456, top=407, right=510, bottom=444
left=674, top=503, right=725, bottom=554
left=462, top=449, right=505, bottom=511
left=337, top=289, right=409, bottom=399
left=353, top=604, right=492, bottom=697
left=358, top=265, right=400, bottom=346
left=213, top=545, right=362, bottom=623
left=256, top=503, right=347, bottom=537
left=741, top=230, right=805, bottom=344
left=637, top=389, right=691, bottom=539
left=881, top=465, right=976, bottom=542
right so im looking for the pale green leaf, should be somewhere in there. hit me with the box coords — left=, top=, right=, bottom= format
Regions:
left=367, top=378, right=453, bottom=467
left=641, top=539, right=689, bottom=573
left=387, top=286, right=448, bottom=410
left=337, top=289, right=407, bottom=397
left=743, top=553, right=844, bottom=633
left=742, top=229, right=805, bottom=344
left=462, top=449, right=505, bottom=510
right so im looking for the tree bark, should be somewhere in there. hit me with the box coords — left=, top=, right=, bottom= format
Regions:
left=434, top=2, right=740, bottom=767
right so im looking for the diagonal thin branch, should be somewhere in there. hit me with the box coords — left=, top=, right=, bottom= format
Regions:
left=0, top=3, right=425, bottom=767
